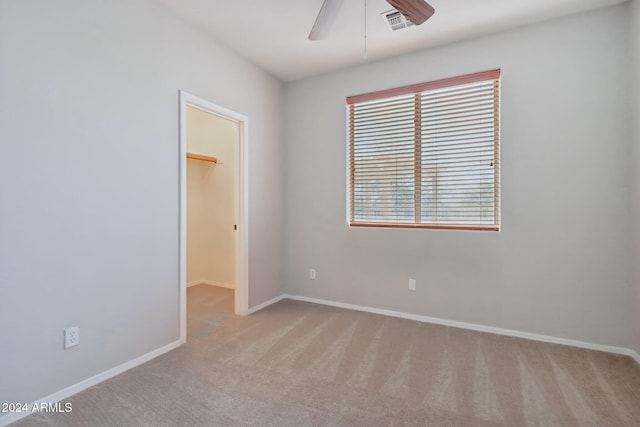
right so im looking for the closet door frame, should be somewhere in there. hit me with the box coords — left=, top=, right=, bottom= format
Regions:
left=178, top=91, right=249, bottom=343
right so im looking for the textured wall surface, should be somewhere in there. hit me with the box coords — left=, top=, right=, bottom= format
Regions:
left=0, top=0, right=284, bottom=409
left=283, top=5, right=632, bottom=348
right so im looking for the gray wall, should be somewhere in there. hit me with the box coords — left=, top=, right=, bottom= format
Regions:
left=0, top=0, right=283, bottom=408
left=633, top=0, right=640, bottom=355
left=283, top=4, right=633, bottom=347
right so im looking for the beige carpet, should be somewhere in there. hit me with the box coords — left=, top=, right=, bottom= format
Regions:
left=13, top=284, right=640, bottom=426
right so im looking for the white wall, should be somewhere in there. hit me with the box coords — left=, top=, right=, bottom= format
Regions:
left=283, top=4, right=633, bottom=347
left=186, top=107, right=237, bottom=287
left=0, top=0, right=283, bottom=411
left=632, top=0, right=640, bottom=355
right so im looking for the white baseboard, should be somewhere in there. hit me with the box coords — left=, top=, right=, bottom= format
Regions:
left=283, top=294, right=637, bottom=359
left=188, top=280, right=234, bottom=289
left=0, top=340, right=182, bottom=427
left=247, top=294, right=285, bottom=315
left=3, top=297, right=635, bottom=427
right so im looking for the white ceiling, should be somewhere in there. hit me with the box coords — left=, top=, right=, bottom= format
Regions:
left=157, top=0, right=626, bottom=81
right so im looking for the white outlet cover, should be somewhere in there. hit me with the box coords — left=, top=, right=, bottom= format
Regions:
left=64, top=326, right=79, bottom=349
left=408, top=278, right=416, bottom=291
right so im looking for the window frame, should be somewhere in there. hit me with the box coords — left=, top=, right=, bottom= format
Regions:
left=347, top=69, right=501, bottom=231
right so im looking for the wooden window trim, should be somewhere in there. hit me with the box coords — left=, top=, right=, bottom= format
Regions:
left=350, top=222, right=499, bottom=232
left=347, top=69, right=501, bottom=105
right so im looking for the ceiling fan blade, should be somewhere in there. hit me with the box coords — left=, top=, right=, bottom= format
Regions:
left=309, top=0, right=345, bottom=40
left=386, top=0, right=435, bottom=25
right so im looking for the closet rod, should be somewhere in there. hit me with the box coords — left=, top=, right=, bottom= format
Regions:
left=186, top=153, right=218, bottom=164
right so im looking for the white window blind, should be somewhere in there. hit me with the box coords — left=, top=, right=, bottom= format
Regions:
left=347, top=70, right=501, bottom=231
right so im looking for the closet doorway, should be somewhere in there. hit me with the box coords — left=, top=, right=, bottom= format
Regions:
left=178, top=91, right=249, bottom=343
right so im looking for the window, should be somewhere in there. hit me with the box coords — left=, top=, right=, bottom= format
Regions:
left=347, top=69, right=501, bottom=231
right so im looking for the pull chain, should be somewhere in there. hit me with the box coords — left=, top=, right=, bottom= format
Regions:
left=363, top=0, right=368, bottom=60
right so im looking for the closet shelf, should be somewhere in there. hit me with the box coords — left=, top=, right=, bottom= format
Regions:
left=187, top=153, right=218, bottom=164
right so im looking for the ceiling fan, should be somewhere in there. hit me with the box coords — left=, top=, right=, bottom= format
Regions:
left=309, top=0, right=435, bottom=40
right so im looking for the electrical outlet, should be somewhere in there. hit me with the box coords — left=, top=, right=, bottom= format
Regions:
left=408, top=278, right=416, bottom=291
left=309, top=269, right=316, bottom=280
left=64, top=326, right=79, bottom=349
